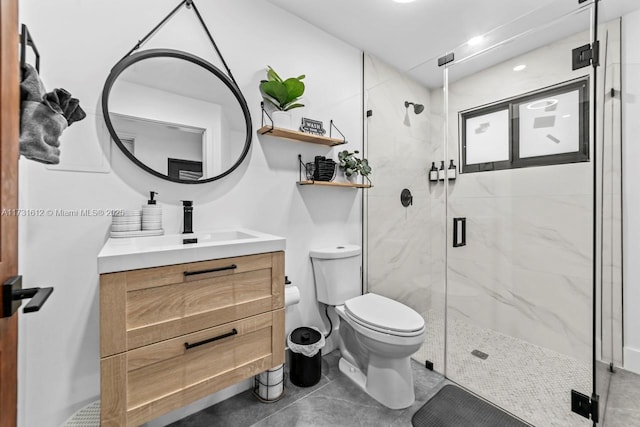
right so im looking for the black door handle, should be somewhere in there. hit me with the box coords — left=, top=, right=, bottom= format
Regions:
left=453, top=217, right=466, bottom=248
left=2, top=275, right=53, bottom=317
left=13, top=287, right=53, bottom=313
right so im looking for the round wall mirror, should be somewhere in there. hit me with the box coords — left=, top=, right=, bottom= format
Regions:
left=102, top=49, right=252, bottom=183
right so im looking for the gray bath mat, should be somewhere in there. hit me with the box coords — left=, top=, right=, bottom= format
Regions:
left=411, top=384, right=530, bottom=427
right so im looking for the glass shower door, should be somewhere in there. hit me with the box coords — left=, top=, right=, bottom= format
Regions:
left=442, top=3, right=597, bottom=426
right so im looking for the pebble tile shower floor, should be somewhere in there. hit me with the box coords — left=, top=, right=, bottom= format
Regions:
left=413, top=309, right=592, bottom=427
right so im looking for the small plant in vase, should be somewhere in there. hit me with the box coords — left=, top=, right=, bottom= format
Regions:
left=260, top=66, right=305, bottom=129
left=338, top=150, right=372, bottom=183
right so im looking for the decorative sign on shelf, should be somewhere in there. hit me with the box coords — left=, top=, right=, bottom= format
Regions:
left=300, top=118, right=326, bottom=136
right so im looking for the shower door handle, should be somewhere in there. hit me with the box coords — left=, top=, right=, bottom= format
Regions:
left=453, top=217, right=466, bottom=247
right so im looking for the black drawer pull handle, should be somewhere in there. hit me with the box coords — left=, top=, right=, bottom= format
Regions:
left=184, top=264, right=237, bottom=276
left=185, top=328, right=238, bottom=350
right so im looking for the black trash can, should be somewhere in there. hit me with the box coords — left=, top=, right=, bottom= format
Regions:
left=288, top=327, right=324, bottom=387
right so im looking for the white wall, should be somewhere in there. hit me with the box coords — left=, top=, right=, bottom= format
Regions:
left=17, top=1, right=363, bottom=426
left=622, top=8, right=640, bottom=374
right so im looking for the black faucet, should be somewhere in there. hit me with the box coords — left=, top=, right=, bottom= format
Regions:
left=182, top=200, right=193, bottom=234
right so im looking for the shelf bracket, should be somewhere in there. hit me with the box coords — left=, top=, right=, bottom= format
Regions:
left=298, top=154, right=317, bottom=183
left=261, top=102, right=274, bottom=132
left=329, top=120, right=346, bottom=144
left=298, top=154, right=307, bottom=183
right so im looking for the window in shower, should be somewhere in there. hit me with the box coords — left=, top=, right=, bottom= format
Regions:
left=460, top=77, right=589, bottom=173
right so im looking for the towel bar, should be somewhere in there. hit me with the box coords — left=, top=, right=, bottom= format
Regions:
left=20, top=24, right=40, bottom=73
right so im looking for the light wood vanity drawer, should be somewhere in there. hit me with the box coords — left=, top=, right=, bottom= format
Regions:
left=100, top=250, right=285, bottom=426
left=100, top=251, right=284, bottom=357
left=125, top=252, right=275, bottom=291
left=101, top=309, right=285, bottom=427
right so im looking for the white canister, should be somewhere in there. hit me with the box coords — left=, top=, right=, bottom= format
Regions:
left=141, top=191, right=162, bottom=231
left=256, top=364, right=284, bottom=401
left=271, top=111, right=292, bottom=129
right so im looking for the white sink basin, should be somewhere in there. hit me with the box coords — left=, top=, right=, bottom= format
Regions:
left=98, top=228, right=286, bottom=274
left=129, top=229, right=258, bottom=249
left=191, top=230, right=257, bottom=243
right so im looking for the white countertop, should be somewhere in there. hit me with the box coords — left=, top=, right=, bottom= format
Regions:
left=97, top=228, right=286, bottom=274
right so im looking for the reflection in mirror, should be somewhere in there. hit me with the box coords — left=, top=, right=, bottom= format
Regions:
left=104, top=51, right=250, bottom=183
left=110, top=115, right=205, bottom=180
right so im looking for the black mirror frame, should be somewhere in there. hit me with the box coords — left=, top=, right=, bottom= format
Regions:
left=102, top=48, right=252, bottom=184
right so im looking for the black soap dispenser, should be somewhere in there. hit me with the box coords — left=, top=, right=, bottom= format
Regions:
left=429, top=162, right=438, bottom=182
left=141, top=191, right=162, bottom=231
left=438, top=161, right=446, bottom=181
left=448, top=160, right=457, bottom=180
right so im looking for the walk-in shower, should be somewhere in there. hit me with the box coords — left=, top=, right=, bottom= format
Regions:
left=364, top=0, right=628, bottom=425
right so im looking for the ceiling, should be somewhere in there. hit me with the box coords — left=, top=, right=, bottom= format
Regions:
left=267, top=0, right=640, bottom=87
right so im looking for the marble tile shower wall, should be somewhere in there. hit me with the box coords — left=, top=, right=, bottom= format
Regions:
left=364, top=54, right=440, bottom=317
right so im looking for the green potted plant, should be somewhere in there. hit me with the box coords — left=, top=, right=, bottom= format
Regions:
left=260, top=66, right=305, bottom=129
left=338, top=150, right=372, bottom=182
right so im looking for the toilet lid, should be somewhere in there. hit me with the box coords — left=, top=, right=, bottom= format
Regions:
left=344, top=293, right=424, bottom=334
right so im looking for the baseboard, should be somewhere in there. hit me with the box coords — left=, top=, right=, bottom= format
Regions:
left=623, top=346, right=640, bottom=375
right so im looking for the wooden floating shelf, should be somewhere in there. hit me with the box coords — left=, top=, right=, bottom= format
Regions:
left=258, top=126, right=346, bottom=146
left=297, top=180, right=372, bottom=188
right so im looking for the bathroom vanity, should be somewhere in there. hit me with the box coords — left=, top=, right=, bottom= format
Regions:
left=98, top=230, right=286, bottom=426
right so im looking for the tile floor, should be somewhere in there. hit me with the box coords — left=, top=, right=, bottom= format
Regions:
left=169, top=351, right=445, bottom=427
left=602, top=368, right=640, bottom=427
left=167, top=335, right=640, bottom=427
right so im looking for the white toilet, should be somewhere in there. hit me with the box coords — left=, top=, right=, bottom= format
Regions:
left=310, top=244, right=425, bottom=409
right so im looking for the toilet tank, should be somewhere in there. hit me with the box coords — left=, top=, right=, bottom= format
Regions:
left=309, top=245, right=361, bottom=305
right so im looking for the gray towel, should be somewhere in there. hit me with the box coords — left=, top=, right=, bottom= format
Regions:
left=20, top=63, right=45, bottom=102
left=43, top=88, right=86, bottom=126
left=19, top=64, right=86, bottom=164
left=20, top=101, right=66, bottom=164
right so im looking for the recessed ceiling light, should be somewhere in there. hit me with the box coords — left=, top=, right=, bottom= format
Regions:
left=467, top=36, right=484, bottom=46
left=392, top=0, right=416, bottom=3
left=513, top=64, right=527, bottom=72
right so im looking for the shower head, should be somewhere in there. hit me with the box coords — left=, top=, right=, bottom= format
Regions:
left=404, top=101, right=424, bottom=114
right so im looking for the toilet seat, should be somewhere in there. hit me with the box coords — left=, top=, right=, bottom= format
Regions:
left=344, top=293, right=425, bottom=337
